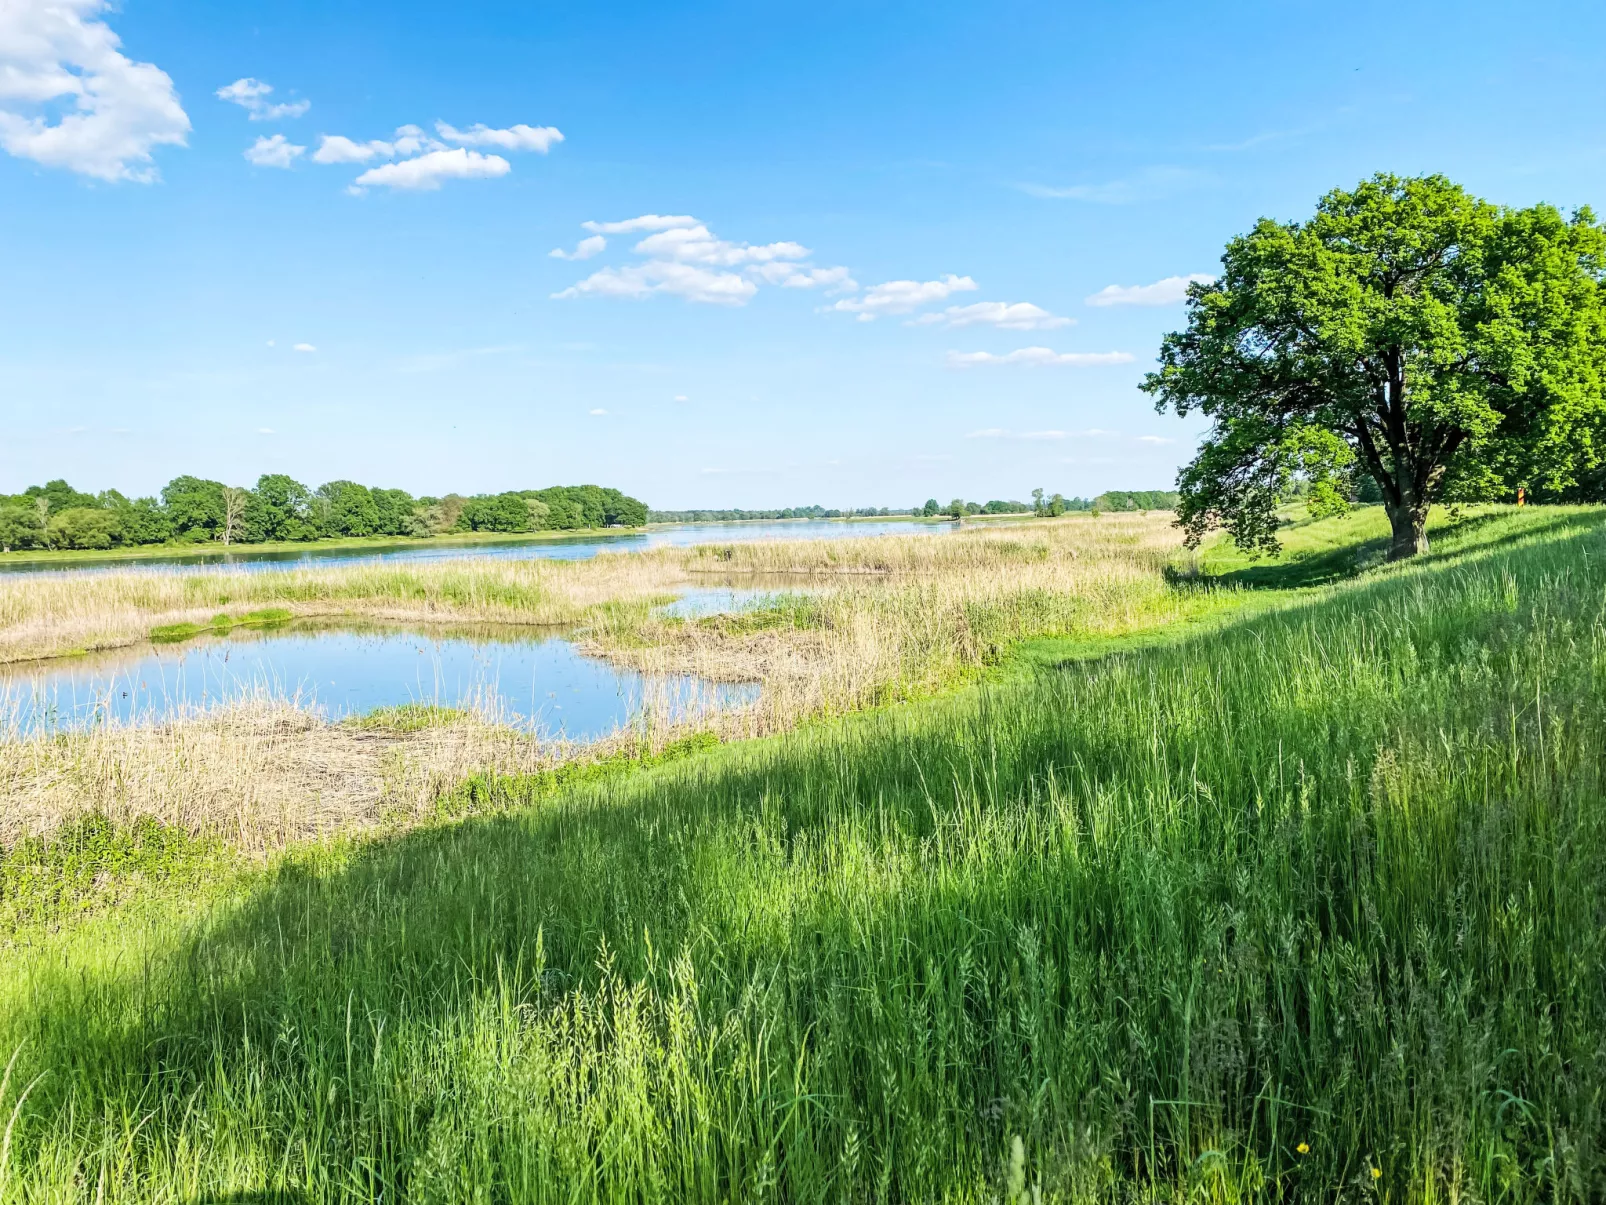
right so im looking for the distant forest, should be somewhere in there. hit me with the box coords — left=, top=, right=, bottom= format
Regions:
left=654, top=491, right=1182, bottom=525
left=646, top=505, right=915, bottom=522
left=0, top=477, right=648, bottom=552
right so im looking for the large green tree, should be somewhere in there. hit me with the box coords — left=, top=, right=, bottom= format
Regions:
left=1143, top=174, right=1606, bottom=559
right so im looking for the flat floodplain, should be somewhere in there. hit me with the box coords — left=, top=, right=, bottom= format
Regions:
left=1, top=506, right=1602, bottom=1201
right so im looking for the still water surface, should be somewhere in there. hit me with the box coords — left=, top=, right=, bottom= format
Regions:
left=2, top=620, right=759, bottom=738
left=0, top=518, right=955, bottom=577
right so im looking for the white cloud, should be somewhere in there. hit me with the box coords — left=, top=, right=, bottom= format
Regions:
left=749, top=263, right=857, bottom=291
left=312, top=133, right=395, bottom=164
left=1135, top=434, right=1176, bottom=444
left=582, top=214, right=698, bottom=235
left=215, top=78, right=308, bottom=121
left=0, top=0, right=189, bottom=181
left=351, top=147, right=510, bottom=191
left=312, top=125, right=435, bottom=165
left=550, top=234, right=607, bottom=260
left=554, top=215, right=850, bottom=307
left=673, top=394, right=688, bottom=401
left=554, top=260, right=758, bottom=306
left=309, top=121, right=554, bottom=191
left=244, top=133, right=303, bottom=168
left=633, top=224, right=808, bottom=267
left=588, top=408, right=608, bottom=415
left=945, top=347, right=1135, bottom=368
left=1085, top=274, right=1215, bottom=307
left=436, top=121, right=562, bottom=152
left=831, top=275, right=976, bottom=320
left=910, top=301, right=1073, bottom=330
left=256, top=427, right=275, bottom=434
left=293, top=342, right=316, bottom=352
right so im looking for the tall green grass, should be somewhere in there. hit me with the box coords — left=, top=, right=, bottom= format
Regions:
left=2, top=508, right=1604, bottom=1201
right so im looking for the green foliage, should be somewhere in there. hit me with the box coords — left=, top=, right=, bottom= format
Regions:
left=459, top=491, right=537, bottom=532
left=1145, top=172, right=1606, bottom=559
left=0, top=505, right=45, bottom=552
left=1089, top=489, right=1180, bottom=512
left=160, top=474, right=226, bottom=538
left=25, top=478, right=97, bottom=514
left=149, top=608, right=293, bottom=644
left=1, top=813, right=222, bottom=931
left=251, top=474, right=316, bottom=541
left=45, top=506, right=123, bottom=550
left=923, top=497, right=940, bottom=516
left=0, top=476, right=649, bottom=557
left=314, top=480, right=380, bottom=537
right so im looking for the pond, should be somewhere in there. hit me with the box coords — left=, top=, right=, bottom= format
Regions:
left=0, top=620, right=759, bottom=739
left=0, top=517, right=960, bottom=577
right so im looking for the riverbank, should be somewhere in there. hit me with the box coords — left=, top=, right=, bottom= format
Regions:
left=0, top=524, right=653, bottom=572
left=2, top=503, right=1600, bottom=1199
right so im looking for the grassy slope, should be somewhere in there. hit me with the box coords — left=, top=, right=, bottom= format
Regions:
left=3, top=505, right=1604, bottom=1201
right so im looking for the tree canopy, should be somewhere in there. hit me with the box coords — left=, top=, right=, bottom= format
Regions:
left=1143, top=173, right=1606, bottom=558
left=0, top=476, right=649, bottom=553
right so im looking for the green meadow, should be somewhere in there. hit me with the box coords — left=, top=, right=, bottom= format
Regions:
left=2, top=505, right=1603, bottom=1201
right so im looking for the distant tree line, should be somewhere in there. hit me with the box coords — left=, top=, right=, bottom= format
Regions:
left=645, top=505, right=914, bottom=523
left=0, top=477, right=648, bottom=553
left=916, top=491, right=1181, bottom=519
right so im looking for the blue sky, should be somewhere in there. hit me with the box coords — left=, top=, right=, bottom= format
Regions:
left=3, top=0, right=1604, bottom=508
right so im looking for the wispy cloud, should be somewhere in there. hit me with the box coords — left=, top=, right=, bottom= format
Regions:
left=435, top=121, right=562, bottom=152
left=946, top=347, right=1135, bottom=368
left=550, top=234, right=607, bottom=261
left=308, top=120, right=559, bottom=191
left=216, top=78, right=309, bottom=121
left=588, top=408, right=608, bottom=415
left=554, top=215, right=852, bottom=307
left=293, top=342, right=316, bottom=353
left=1086, top=274, right=1214, bottom=307
left=831, top=275, right=975, bottom=321
left=244, top=133, right=303, bottom=168
left=583, top=215, right=698, bottom=234
left=910, top=301, right=1073, bottom=331
left=351, top=147, right=509, bottom=192
left=1016, top=166, right=1206, bottom=205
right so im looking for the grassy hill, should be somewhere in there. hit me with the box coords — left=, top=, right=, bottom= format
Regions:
left=2, top=505, right=1603, bottom=1201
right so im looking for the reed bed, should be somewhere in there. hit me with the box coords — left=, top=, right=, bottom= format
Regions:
left=0, top=515, right=1178, bottom=666
left=0, top=680, right=755, bottom=850
left=0, top=507, right=1601, bottom=1200
left=0, top=518, right=1189, bottom=847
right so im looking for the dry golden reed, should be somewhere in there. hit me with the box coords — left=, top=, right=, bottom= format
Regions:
left=0, top=515, right=1191, bottom=847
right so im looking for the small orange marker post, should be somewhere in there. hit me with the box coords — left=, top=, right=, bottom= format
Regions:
left=1517, top=487, right=1526, bottom=507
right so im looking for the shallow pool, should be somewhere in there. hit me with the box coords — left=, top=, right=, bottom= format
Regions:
left=1, top=621, right=758, bottom=739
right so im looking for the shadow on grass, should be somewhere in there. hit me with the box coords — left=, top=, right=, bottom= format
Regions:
left=1183, top=507, right=1604, bottom=592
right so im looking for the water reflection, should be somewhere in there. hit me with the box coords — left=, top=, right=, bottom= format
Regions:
left=0, top=621, right=758, bottom=739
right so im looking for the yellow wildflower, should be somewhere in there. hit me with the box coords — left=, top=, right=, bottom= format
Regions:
left=1296, top=1142, right=1309, bottom=1155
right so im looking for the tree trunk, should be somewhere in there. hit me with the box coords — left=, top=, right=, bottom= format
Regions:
left=1386, top=501, right=1428, bottom=560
